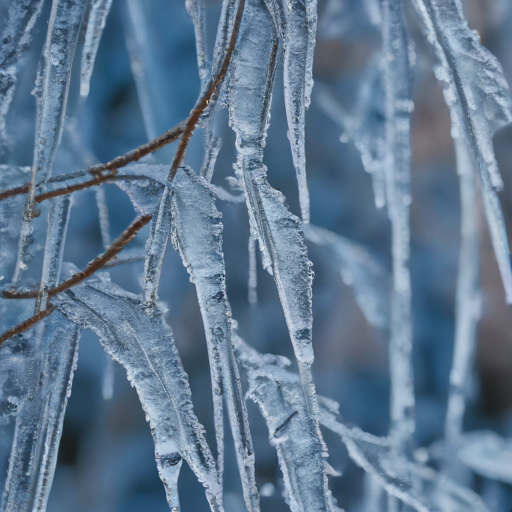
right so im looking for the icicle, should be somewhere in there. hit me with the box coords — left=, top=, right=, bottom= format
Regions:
left=54, top=270, right=224, bottom=512
left=410, top=0, right=512, bottom=302
left=445, top=138, right=480, bottom=442
left=1, top=312, right=81, bottom=512
left=13, top=0, right=87, bottom=283
left=303, top=223, right=390, bottom=329
left=123, top=0, right=161, bottom=141
left=248, top=236, right=258, bottom=304
left=264, top=0, right=317, bottom=222
left=101, top=354, right=115, bottom=400
left=381, top=0, right=415, bottom=454
left=228, top=0, right=323, bottom=462
left=79, top=0, right=114, bottom=102
left=0, top=0, right=45, bottom=157
left=234, top=335, right=337, bottom=512
left=95, top=186, right=111, bottom=249
left=186, top=0, right=210, bottom=87
left=171, top=167, right=259, bottom=511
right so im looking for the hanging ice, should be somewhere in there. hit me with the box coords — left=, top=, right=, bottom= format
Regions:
left=410, top=0, right=512, bottom=302
left=80, top=0, right=114, bottom=101
left=264, top=0, right=317, bottom=222
left=171, top=167, right=259, bottom=512
left=303, top=223, right=390, bottom=329
left=54, top=270, right=223, bottom=512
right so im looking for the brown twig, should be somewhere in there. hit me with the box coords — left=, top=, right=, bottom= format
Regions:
left=3, top=214, right=152, bottom=300
left=0, top=307, right=55, bottom=345
left=35, top=171, right=117, bottom=203
left=0, top=120, right=186, bottom=202
left=168, top=0, right=246, bottom=182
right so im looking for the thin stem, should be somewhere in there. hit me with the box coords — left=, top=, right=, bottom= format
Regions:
left=0, top=307, right=55, bottom=345
left=3, top=214, right=151, bottom=300
left=168, top=0, right=245, bottom=182
left=0, top=119, right=185, bottom=202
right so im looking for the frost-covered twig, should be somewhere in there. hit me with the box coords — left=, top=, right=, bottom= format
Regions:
left=3, top=214, right=151, bottom=301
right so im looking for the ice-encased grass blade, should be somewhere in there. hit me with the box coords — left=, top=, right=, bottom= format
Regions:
left=13, top=0, right=86, bottom=284
left=411, top=0, right=512, bottom=302
left=1, top=312, right=80, bottom=512
left=234, top=336, right=338, bottom=512
left=54, top=271, right=223, bottom=512
left=80, top=0, right=114, bottom=101
left=171, top=167, right=259, bottom=512
left=382, top=0, right=415, bottom=454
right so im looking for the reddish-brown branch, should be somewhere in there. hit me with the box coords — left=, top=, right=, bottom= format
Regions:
left=168, top=0, right=246, bottom=181
left=0, top=120, right=185, bottom=202
left=3, top=214, right=152, bottom=300
left=0, top=307, right=55, bottom=345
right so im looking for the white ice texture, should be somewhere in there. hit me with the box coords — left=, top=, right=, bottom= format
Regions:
left=54, top=269, right=223, bottom=512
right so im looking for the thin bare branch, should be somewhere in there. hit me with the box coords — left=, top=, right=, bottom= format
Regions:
left=168, top=0, right=245, bottom=181
left=0, top=119, right=185, bottom=202
left=0, top=307, right=55, bottom=345
left=3, top=214, right=151, bottom=300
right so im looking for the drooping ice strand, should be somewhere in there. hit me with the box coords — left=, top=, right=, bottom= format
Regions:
left=171, top=167, right=259, bottom=512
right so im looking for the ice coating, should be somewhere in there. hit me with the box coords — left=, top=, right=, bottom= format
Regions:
left=381, top=0, right=415, bottom=453
left=410, top=0, right=512, bottom=302
left=13, top=0, right=86, bottom=283
left=171, top=167, right=259, bottom=512
left=80, top=0, right=114, bottom=101
left=54, top=270, right=223, bottom=512
left=234, top=336, right=337, bottom=512
left=1, top=312, right=80, bottom=512
left=303, top=223, right=390, bottom=329
left=228, top=0, right=315, bottom=367
left=445, top=138, right=480, bottom=441
left=0, top=0, right=44, bottom=156
left=264, top=0, right=317, bottom=222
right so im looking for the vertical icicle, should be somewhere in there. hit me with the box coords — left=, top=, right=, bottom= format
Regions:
left=13, top=0, right=86, bottom=283
left=0, top=0, right=45, bottom=157
left=79, top=0, right=114, bottom=102
left=445, top=138, right=480, bottom=442
left=95, top=186, right=116, bottom=400
left=248, top=236, right=258, bottom=304
left=186, top=0, right=210, bottom=88
left=1, top=314, right=81, bottom=512
left=381, top=0, right=415, bottom=454
left=124, top=0, right=166, bottom=142
left=271, top=0, right=317, bottom=222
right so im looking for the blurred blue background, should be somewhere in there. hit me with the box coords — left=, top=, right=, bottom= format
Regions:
left=2, top=0, right=512, bottom=510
